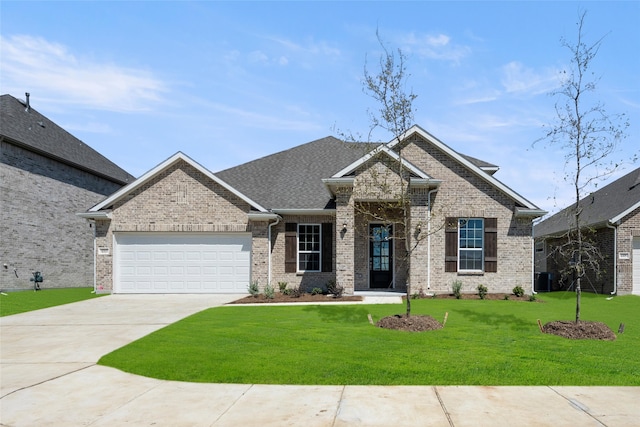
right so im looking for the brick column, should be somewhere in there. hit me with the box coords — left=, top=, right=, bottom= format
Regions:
left=335, top=188, right=355, bottom=295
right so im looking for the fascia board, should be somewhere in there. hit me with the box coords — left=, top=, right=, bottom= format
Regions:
left=332, top=145, right=431, bottom=180
left=395, top=126, right=540, bottom=210
left=272, top=209, right=336, bottom=216
left=89, top=152, right=268, bottom=213
left=610, top=201, right=640, bottom=224
left=247, top=212, right=281, bottom=221
left=76, top=211, right=112, bottom=220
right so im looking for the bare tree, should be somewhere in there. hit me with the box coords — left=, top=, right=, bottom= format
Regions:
left=538, top=11, right=629, bottom=322
left=337, top=33, right=432, bottom=316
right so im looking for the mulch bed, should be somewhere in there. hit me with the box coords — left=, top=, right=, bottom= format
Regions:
left=229, top=293, right=363, bottom=304
left=420, top=292, right=535, bottom=301
left=376, top=314, right=443, bottom=332
left=542, top=320, right=616, bottom=340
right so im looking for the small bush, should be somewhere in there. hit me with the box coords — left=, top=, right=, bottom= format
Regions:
left=278, top=282, right=288, bottom=293
left=264, top=283, right=275, bottom=299
left=311, top=287, right=324, bottom=295
left=282, top=288, right=292, bottom=296
left=503, top=294, right=510, bottom=300
left=248, top=281, right=260, bottom=298
left=528, top=294, right=537, bottom=302
left=452, top=280, right=463, bottom=299
left=477, top=284, right=488, bottom=300
left=291, top=286, right=304, bottom=298
left=326, top=280, right=344, bottom=298
left=513, top=286, right=525, bottom=297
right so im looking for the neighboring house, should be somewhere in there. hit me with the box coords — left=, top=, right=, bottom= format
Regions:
left=79, top=125, right=546, bottom=295
left=534, top=166, right=640, bottom=296
left=0, top=93, right=135, bottom=291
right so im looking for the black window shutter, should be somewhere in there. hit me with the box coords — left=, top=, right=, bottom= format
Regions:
left=445, top=217, right=458, bottom=272
left=285, top=223, right=297, bottom=273
left=484, top=218, right=498, bottom=273
left=321, top=223, right=333, bottom=272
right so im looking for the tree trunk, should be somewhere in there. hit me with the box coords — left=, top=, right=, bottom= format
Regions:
left=575, top=277, right=581, bottom=323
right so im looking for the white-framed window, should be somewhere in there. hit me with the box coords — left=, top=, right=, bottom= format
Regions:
left=459, top=218, right=484, bottom=271
left=298, top=224, right=321, bottom=272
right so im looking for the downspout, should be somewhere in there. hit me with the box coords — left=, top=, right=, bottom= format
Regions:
left=92, top=221, right=97, bottom=293
left=267, top=214, right=282, bottom=286
left=427, top=188, right=438, bottom=290
left=531, top=216, right=544, bottom=295
left=606, top=222, right=617, bottom=295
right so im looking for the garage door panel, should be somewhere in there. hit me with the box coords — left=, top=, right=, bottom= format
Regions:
left=115, top=233, right=251, bottom=293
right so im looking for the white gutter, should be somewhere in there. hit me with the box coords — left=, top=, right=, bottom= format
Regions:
left=427, top=189, right=438, bottom=290
left=606, top=222, right=617, bottom=295
left=268, top=215, right=282, bottom=285
left=272, top=209, right=336, bottom=216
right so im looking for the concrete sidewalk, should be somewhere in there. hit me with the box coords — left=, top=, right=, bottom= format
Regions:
left=1, top=294, right=638, bottom=426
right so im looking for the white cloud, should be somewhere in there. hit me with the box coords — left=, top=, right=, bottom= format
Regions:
left=501, top=61, right=559, bottom=96
left=0, top=35, right=167, bottom=112
left=400, top=32, right=471, bottom=63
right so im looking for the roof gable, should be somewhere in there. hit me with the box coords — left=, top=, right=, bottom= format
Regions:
left=390, top=125, right=543, bottom=212
left=536, top=166, right=640, bottom=236
left=88, top=152, right=268, bottom=213
left=0, top=94, right=134, bottom=185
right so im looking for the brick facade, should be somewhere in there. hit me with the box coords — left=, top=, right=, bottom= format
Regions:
left=89, top=132, right=541, bottom=295
left=1, top=141, right=124, bottom=291
left=536, top=207, right=639, bottom=296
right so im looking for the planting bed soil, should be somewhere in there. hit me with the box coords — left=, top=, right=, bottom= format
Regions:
left=230, top=293, right=363, bottom=304
left=542, top=320, right=616, bottom=340
left=376, top=314, right=443, bottom=332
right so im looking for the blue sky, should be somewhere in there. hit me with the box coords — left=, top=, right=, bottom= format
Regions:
left=1, top=1, right=638, bottom=216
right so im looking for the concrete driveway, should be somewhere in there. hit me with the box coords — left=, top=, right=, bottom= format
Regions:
left=1, top=294, right=639, bottom=426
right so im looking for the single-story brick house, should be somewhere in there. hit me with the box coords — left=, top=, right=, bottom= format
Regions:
left=1, top=93, right=134, bottom=291
left=79, top=125, right=546, bottom=295
left=534, top=166, right=640, bottom=295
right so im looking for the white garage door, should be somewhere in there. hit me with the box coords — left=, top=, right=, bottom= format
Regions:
left=114, top=233, right=251, bottom=293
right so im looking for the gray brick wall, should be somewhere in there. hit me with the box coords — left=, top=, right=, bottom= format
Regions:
left=1, top=141, right=124, bottom=291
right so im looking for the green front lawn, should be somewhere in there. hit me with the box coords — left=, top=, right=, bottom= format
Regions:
left=0, top=287, right=105, bottom=316
left=99, top=292, right=640, bottom=385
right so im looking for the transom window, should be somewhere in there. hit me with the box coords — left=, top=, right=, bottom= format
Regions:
left=298, top=224, right=321, bottom=272
left=459, top=218, right=484, bottom=271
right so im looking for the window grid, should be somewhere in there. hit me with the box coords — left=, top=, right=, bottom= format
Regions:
left=298, top=224, right=321, bottom=272
left=459, top=218, right=483, bottom=271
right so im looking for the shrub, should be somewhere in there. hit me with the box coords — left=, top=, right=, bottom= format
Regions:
left=528, top=294, right=537, bottom=302
left=282, top=288, right=292, bottom=296
left=503, top=294, right=510, bottom=301
left=311, top=287, right=324, bottom=295
left=278, top=282, right=288, bottom=293
left=513, top=286, right=525, bottom=297
left=291, top=286, right=304, bottom=298
left=326, top=280, right=344, bottom=298
left=264, top=283, right=275, bottom=299
left=452, top=280, right=463, bottom=299
left=248, top=281, right=260, bottom=297
left=477, top=284, right=488, bottom=300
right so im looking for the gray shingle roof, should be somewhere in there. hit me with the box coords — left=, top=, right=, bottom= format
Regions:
left=216, top=137, right=377, bottom=210
left=0, top=94, right=134, bottom=184
left=535, top=166, right=640, bottom=237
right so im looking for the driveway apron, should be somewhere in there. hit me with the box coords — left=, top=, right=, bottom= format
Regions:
left=2, top=294, right=639, bottom=426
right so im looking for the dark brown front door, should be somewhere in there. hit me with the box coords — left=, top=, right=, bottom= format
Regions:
left=369, top=224, right=393, bottom=288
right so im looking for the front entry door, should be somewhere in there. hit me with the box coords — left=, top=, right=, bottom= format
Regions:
left=370, top=224, right=393, bottom=288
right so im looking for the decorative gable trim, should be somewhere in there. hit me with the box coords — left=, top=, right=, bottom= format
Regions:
left=87, top=152, right=268, bottom=214
left=610, top=201, right=640, bottom=224
left=331, top=144, right=432, bottom=180
left=393, top=125, right=543, bottom=212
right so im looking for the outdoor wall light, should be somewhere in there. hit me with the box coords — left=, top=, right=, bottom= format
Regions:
left=342, top=223, right=348, bottom=232
left=416, top=224, right=422, bottom=232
